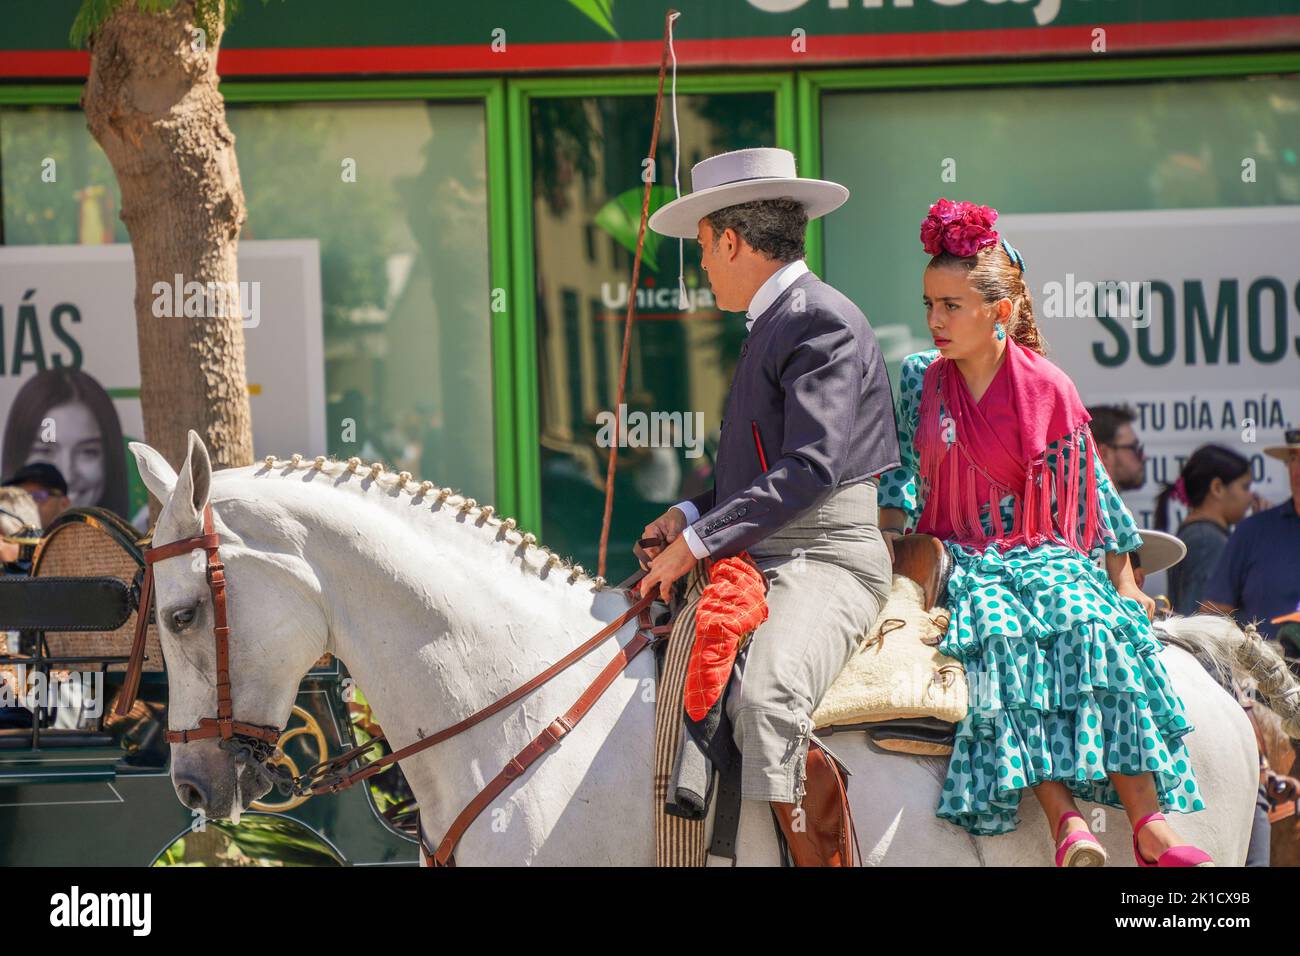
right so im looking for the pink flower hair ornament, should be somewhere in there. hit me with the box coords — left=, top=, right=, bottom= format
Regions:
left=920, top=198, right=1001, bottom=258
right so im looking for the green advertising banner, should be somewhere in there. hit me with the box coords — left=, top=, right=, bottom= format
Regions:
left=3, top=0, right=1298, bottom=76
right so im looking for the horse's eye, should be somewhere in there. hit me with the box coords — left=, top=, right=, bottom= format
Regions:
left=170, top=606, right=198, bottom=631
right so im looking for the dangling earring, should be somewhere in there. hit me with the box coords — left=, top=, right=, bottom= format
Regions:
left=994, top=321, right=1006, bottom=341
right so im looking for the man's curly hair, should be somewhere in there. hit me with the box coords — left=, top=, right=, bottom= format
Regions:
left=705, top=198, right=808, bottom=262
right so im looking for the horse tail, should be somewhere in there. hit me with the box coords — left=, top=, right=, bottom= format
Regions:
left=1158, top=614, right=1300, bottom=739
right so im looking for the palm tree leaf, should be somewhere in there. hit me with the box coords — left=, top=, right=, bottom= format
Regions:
left=593, top=185, right=678, bottom=275
left=566, top=0, right=618, bottom=38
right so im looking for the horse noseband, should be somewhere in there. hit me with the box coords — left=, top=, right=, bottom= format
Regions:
left=115, top=501, right=283, bottom=751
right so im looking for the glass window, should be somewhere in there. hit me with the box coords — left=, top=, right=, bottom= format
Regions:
left=1, top=99, right=495, bottom=507
left=819, top=74, right=1300, bottom=545
left=529, top=92, right=776, bottom=580
left=821, top=76, right=1300, bottom=370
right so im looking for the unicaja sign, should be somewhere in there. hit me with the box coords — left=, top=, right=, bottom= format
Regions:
left=746, top=0, right=1065, bottom=28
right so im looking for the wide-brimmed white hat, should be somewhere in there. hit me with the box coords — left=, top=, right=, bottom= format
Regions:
left=647, top=147, right=848, bottom=239
left=1134, top=528, right=1187, bottom=576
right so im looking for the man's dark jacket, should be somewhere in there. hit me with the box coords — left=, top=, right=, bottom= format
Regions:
left=685, top=270, right=901, bottom=557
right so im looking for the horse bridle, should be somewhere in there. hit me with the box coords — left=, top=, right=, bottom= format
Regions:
left=116, top=502, right=281, bottom=757
left=115, top=502, right=666, bottom=865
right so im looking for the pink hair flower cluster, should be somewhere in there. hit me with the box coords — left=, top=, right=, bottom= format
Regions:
left=920, top=198, right=1000, bottom=258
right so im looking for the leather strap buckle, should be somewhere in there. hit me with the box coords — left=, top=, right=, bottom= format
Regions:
left=543, top=717, right=571, bottom=745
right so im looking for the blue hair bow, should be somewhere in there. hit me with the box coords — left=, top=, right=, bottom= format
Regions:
left=1001, top=237, right=1025, bottom=273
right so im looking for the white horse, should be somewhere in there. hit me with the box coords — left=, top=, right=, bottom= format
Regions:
left=129, top=431, right=1286, bottom=866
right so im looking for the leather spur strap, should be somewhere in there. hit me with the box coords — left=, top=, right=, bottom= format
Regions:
left=115, top=502, right=279, bottom=745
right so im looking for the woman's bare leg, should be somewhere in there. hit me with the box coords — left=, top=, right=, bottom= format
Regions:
left=1033, top=780, right=1089, bottom=842
left=1111, top=772, right=1188, bottom=861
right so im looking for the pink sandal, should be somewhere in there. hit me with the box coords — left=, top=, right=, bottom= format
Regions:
left=1132, top=811, right=1214, bottom=867
left=1055, top=811, right=1107, bottom=867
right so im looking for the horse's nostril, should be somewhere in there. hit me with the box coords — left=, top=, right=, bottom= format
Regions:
left=176, top=779, right=208, bottom=811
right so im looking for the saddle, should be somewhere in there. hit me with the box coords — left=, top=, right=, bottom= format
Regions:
left=813, top=533, right=966, bottom=756
left=656, top=532, right=965, bottom=866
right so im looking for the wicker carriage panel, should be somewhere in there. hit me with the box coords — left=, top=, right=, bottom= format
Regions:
left=33, top=514, right=164, bottom=673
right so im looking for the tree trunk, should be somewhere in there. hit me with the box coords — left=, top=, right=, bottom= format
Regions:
left=81, top=0, right=253, bottom=483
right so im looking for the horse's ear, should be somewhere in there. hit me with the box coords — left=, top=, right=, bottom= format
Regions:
left=167, top=431, right=213, bottom=534
left=128, top=441, right=177, bottom=504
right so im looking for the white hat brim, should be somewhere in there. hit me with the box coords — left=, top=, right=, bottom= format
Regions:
left=1135, top=529, right=1187, bottom=576
left=647, top=178, right=849, bottom=239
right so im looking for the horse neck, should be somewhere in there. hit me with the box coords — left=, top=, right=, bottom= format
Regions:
left=263, top=478, right=652, bottom=862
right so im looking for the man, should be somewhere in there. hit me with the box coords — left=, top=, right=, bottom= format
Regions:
left=2, top=462, right=70, bottom=530
left=1203, top=428, right=1300, bottom=643
left=1087, top=404, right=1145, bottom=492
left=636, top=147, right=899, bottom=866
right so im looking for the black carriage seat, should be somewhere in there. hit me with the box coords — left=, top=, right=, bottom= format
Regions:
left=0, top=508, right=167, bottom=763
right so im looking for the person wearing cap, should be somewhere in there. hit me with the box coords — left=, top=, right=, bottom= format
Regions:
left=1133, top=527, right=1273, bottom=866
left=1, top=462, right=70, bottom=530
left=1202, top=429, right=1300, bottom=643
left=634, top=147, right=899, bottom=866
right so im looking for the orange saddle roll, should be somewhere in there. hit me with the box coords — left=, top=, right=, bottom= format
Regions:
left=684, top=554, right=769, bottom=721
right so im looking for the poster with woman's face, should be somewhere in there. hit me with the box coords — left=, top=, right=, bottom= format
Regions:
left=0, top=242, right=326, bottom=532
left=2, top=367, right=129, bottom=520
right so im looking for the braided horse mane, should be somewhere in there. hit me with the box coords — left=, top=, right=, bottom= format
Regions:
left=247, top=452, right=611, bottom=592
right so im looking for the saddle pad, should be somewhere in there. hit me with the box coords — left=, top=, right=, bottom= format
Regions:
left=812, top=574, right=968, bottom=737
left=654, top=563, right=710, bottom=867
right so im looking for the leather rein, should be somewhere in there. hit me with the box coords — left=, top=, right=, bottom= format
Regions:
left=115, top=501, right=667, bottom=866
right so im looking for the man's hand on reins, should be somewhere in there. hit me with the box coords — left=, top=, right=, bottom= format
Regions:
left=638, top=534, right=695, bottom=603
left=634, top=506, right=689, bottom=569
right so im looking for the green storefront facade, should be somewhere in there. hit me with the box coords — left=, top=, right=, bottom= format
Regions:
left=2, top=0, right=1299, bottom=580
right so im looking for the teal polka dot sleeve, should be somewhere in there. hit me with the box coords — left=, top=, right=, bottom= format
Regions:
left=876, top=349, right=1141, bottom=555
left=876, top=349, right=937, bottom=529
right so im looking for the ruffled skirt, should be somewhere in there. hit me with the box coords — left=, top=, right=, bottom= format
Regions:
left=936, top=542, right=1205, bottom=836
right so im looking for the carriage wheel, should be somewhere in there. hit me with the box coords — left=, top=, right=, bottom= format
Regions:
left=249, top=705, right=329, bottom=813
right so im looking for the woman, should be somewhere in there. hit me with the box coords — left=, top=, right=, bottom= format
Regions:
left=877, top=199, right=1211, bottom=867
left=1154, top=445, right=1253, bottom=617
left=1, top=368, right=129, bottom=519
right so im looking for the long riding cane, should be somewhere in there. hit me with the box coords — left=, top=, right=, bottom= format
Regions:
left=597, top=8, right=682, bottom=583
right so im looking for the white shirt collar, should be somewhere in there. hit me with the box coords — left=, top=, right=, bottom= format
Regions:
left=745, top=259, right=809, bottom=331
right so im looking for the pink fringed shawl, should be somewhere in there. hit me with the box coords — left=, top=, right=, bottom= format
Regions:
left=914, top=338, right=1107, bottom=555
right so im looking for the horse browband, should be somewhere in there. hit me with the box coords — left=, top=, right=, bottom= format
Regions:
left=116, top=502, right=282, bottom=745
left=115, top=502, right=666, bottom=866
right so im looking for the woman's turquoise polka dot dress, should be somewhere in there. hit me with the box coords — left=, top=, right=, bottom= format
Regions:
left=879, top=350, right=1203, bottom=836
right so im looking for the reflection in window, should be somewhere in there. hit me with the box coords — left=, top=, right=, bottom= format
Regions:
left=530, top=93, right=774, bottom=579
left=1, top=101, right=495, bottom=504
left=820, top=76, right=1300, bottom=375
